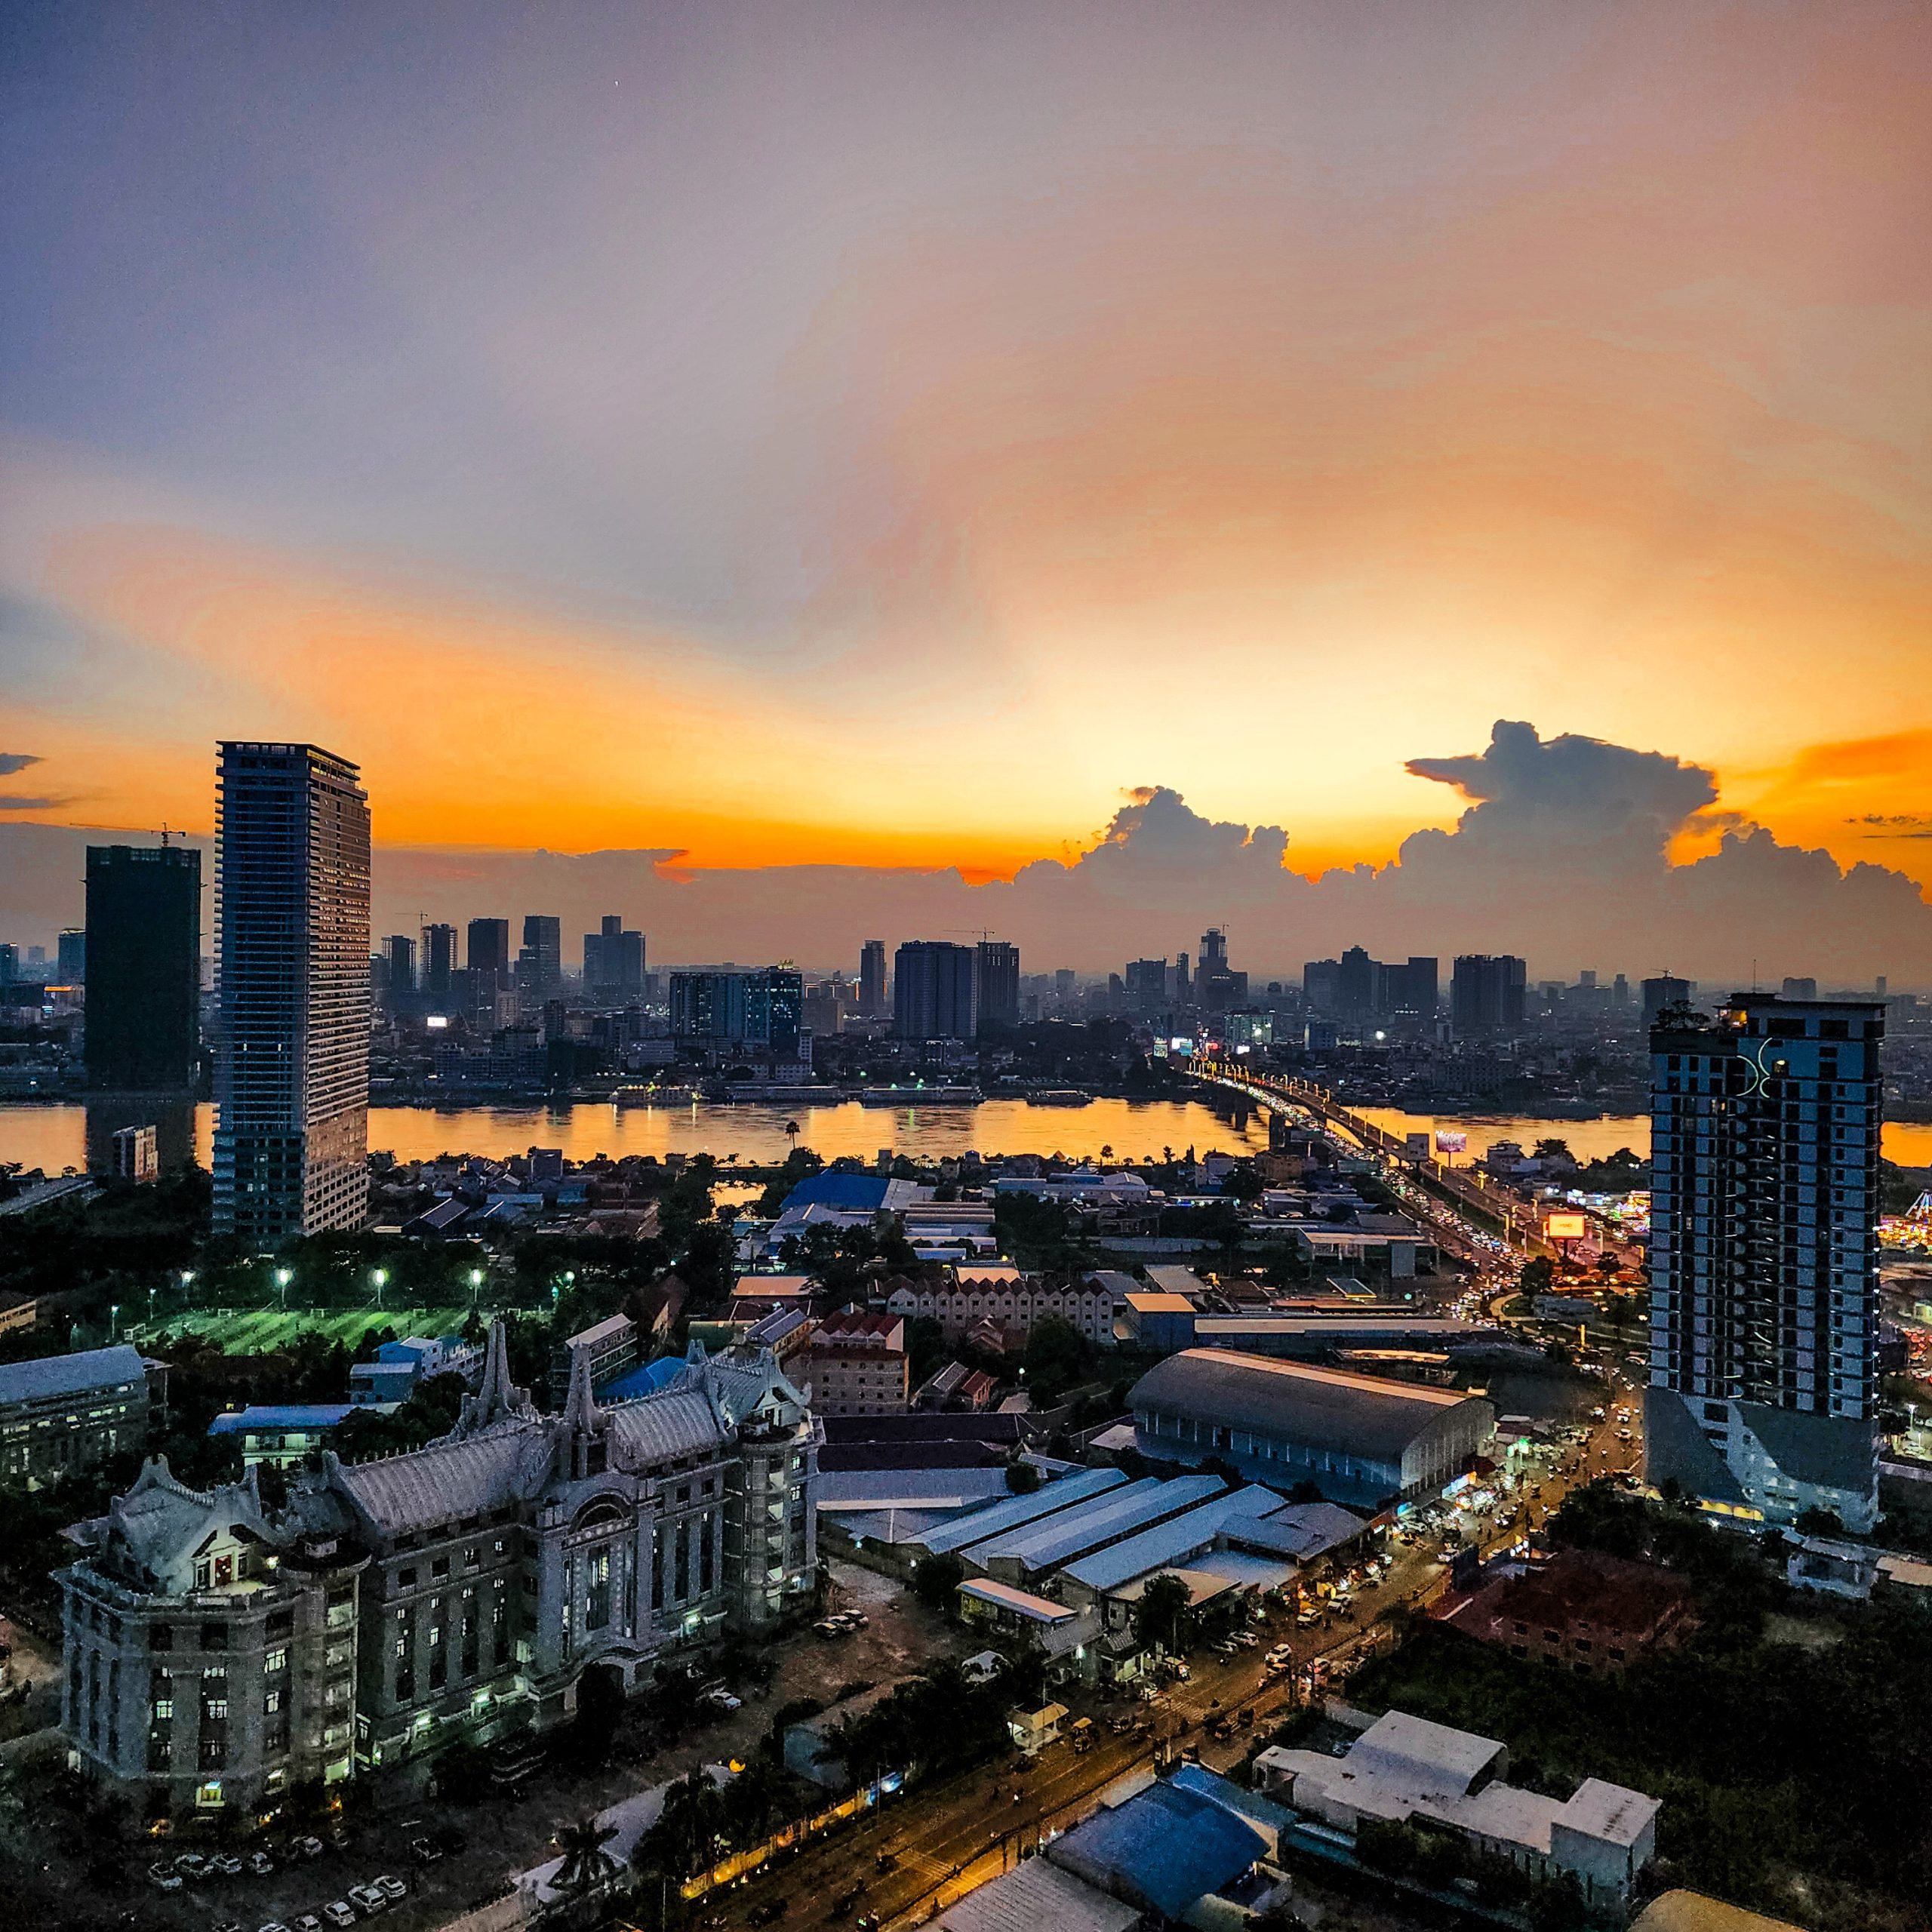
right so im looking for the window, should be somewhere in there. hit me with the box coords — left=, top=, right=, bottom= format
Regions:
left=200, top=1623, right=226, bottom=1652
left=432, top=1557, right=450, bottom=1579
left=264, top=1687, right=281, bottom=1714
left=150, top=1623, right=174, bottom=1652
left=266, top=1647, right=287, bottom=1673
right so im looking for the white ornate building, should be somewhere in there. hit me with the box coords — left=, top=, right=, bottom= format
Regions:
left=60, top=1325, right=821, bottom=1820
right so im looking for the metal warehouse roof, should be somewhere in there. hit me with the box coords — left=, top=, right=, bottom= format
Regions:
left=963, top=1475, right=1223, bottom=1575
left=1190, top=1315, right=1484, bottom=1342
left=1061, top=1484, right=1287, bottom=1594
left=931, top=1854, right=1138, bottom=1932
left=915, top=1466, right=1128, bottom=1556
left=1131, top=1349, right=1483, bottom=1464
left=0, top=1344, right=148, bottom=1407
left=1226, top=1500, right=1371, bottom=1563
left=208, top=1404, right=357, bottom=1434
left=958, top=1577, right=1078, bottom=1624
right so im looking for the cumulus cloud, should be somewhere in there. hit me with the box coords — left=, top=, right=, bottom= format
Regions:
left=2, top=721, right=1927, bottom=982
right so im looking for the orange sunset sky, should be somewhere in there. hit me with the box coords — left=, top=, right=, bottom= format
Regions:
left=3, top=2, right=1930, bottom=898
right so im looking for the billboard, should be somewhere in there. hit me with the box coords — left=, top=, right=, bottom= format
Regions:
left=1404, top=1132, right=1432, bottom=1160
left=1544, top=1212, right=1589, bottom=1240
left=1433, top=1129, right=1468, bottom=1155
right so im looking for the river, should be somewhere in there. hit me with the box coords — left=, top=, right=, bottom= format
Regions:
left=5, top=1097, right=1930, bottom=1176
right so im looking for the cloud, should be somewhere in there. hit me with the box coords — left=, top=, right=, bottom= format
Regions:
left=0, top=753, right=43, bottom=777
left=1, top=721, right=1926, bottom=982
left=0, top=795, right=69, bottom=812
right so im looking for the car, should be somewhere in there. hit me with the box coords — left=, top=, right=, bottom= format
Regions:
left=700, top=1687, right=743, bottom=1713
left=409, top=1838, right=444, bottom=1866
left=250, top=1852, right=277, bottom=1877
left=347, top=1885, right=388, bottom=1917
left=257, top=1921, right=294, bottom=1932
left=174, top=1853, right=208, bottom=1877
left=295, top=1837, right=325, bottom=1861
left=212, top=1854, right=245, bottom=1877
left=374, top=1876, right=406, bottom=1903
left=1211, top=1640, right=1237, bottom=1660
left=147, top=1863, right=184, bottom=1893
left=813, top=1620, right=846, bottom=1638
left=294, top=1918, right=324, bottom=1932
left=1229, top=1631, right=1258, bottom=1649
left=321, top=1904, right=357, bottom=1930
left=214, top=1920, right=243, bottom=1932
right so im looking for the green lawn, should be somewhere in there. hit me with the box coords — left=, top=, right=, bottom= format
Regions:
left=132, top=1303, right=477, bottom=1355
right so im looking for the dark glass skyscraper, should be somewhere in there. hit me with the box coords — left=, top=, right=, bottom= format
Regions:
left=893, top=941, right=977, bottom=1041
left=583, top=915, right=645, bottom=1001
left=975, top=940, right=1020, bottom=1037
left=1644, top=995, right=1884, bottom=1531
left=214, top=743, right=371, bottom=1242
left=518, top=915, right=562, bottom=995
left=1450, top=954, right=1526, bottom=1035
left=859, top=939, right=887, bottom=1018
left=420, top=922, right=457, bottom=998
left=84, top=843, right=202, bottom=1091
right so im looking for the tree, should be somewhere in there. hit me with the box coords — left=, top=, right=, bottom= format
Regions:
left=784, top=1119, right=801, bottom=1152
left=1518, top=1254, right=1555, bottom=1298
left=1022, top=1314, right=1090, bottom=1407
left=1533, top=1138, right=1574, bottom=1164
left=1131, top=1571, right=1192, bottom=1654
left=1005, top=1458, right=1041, bottom=1494
left=1595, top=1253, right=1623, bottom=1281
left=909, top=1550, right=964, bottom=1611
left=554, top=1817, right=620, bottom=1895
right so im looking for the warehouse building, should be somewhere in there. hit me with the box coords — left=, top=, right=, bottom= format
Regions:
left=1129, top=1349, right=1495, bottom=1508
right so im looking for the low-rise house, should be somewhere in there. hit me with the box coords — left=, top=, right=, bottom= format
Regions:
left=1256, top=1708, right=1658, bottom=1909
left=349, top=1333, right=480, bottom=1407
left=208, top=1403, right=371, bottom=1469
left=1451, top=1547, right=1695, bottom=1674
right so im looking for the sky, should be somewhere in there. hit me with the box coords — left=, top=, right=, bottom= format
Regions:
left=3, top=2, right=1930, bottom=973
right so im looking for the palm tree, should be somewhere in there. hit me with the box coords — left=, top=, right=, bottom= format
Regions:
left=1100, top=1143, right=1113, bottom=1164
left=784, top=1118, right=802, bottom=1153
left=554, top=1816, right=620, bottom=1895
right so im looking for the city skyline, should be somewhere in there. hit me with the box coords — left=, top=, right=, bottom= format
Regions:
left=5, top=2, right=1932, bottom=916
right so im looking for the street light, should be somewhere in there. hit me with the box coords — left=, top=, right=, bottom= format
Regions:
left=469, top=1267, right=485, bottom=1309
left=276, top=1266, right=293, bottom=1308
left=372, top=1267, right=388, bottom=1310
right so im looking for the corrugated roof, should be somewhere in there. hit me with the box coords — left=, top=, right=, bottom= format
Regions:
left=915, top=1466, right=1128, bottom=1556
left=1060, top=1484, right=1286, bottom=1593
left=0, top=1343, right=148, bottom=1407
left=964, top=1475, right=1223, bottom=1576
left=1131, top=1349, right=1486, bottom=1463
left=958, top=1577, right=1077, bottom=1623
left=932, top=1856, right=1137, bottom=1932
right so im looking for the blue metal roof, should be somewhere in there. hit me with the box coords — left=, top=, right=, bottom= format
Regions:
left=915, top=1466, right=1128, bottom=1557
left=1060, top=1484, right=1287, bottom=1593
left=964, top=1475, right=1224, bottom=1576
left=1051, top=1780, right=1267, bottom=1920
left=208, top=1403, right=356, bottom=1434
left=0, top=1344, right=147, bottom=1407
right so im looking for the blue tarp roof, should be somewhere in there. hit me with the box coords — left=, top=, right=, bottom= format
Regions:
left=600, top=1355, right=688, bottom=1404
left=1051, top=1780, right=1267, bottom=1920
left=780, top=1174, right=921, bottom=1214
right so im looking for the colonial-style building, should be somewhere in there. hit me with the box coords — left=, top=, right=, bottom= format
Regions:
left=885, top=1266, right=1121, bottom=1349
left=60, top=1326, right=820, bottom=1820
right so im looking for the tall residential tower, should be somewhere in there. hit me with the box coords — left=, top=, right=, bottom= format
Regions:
left=213, top=743, right=371, bottom=1242
left=1644, top=995, right=1884, bottom=1531
left=84, top=842, right=202, bottom=1091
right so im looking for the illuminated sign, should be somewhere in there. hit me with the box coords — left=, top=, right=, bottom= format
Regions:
left=1544, top=1213, right=1589, bottom=1240
left=1170, top=1038, right=1195, bottom=1056
left=1433, top=1130, right=1468, bottom=1155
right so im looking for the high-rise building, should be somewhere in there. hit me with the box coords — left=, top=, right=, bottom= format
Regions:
left=1336, top=946, right=1377, bottom=1022
left=466, top=918, right=512, bottom=989
left=1640, top=974, right=1695, bottom=1026
left=213, top=743, right=371, bottom=1243
left=383, top=934, right=417, bottom=998
left=583, top=915, right=645, bottom=1001
left=858, top=940, right=888, bottom=1018
left=893, top=941, right=977, bottom=1041
left=1644, top=996, right=1884, bottom=1531
left=420, top=923, right=457, bottom=998
left=1780, top=976, right=1817, bottom=1002
left=1450, top=955, right=1527, bottom=1035
left=668, top=967, right=803, bottom=1057
left=1195, top=928, right=1247, bottom=1012
left=84, top=844, right=202, bottom=1091
left=517, top=915, right=562, bottom=996
left=975, top=940, right=1020, bottom=1037
left=1387, top=957, right=1439, bottom=1023
left=1124, top=958, right=1168, bottom=1013
left=57, top=928, right=86, bottom=983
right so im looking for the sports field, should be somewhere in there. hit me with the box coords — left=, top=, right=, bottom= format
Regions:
left=131, top=1304, right=480, bottom=1355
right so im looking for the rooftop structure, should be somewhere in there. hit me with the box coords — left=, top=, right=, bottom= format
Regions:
left=1130, top=1349, right=1495, bottom=1507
